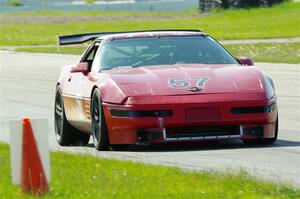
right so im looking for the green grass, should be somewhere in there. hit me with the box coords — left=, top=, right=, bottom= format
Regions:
left=6, top=0, right=23, bottom=6
left=15, top=45, right=87, bottom=55
left=15, top=46, right=86, bottom=55
left=15, top=42, right=300, bottom=64
left=0, top=9, right=198, bottom=16
left=85, top=0, right=95, bottom=4
left=0, top=1, right=299, bottom=46
left=225, top=42, right=300, bottom=64
left=0, top=143, right=299, bottom=199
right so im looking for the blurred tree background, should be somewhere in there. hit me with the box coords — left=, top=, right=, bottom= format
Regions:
left=221, top=0, right=288, bottom=8
left=200, top=0, right=289, bottom=11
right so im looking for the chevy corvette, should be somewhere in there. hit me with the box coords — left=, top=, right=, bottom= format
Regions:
left=54, top=30, right=278, bottom=150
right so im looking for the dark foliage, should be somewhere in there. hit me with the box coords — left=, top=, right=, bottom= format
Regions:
left=220, top=0, right=288, bottom=8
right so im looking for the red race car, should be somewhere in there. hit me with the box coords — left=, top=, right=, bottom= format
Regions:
left=54, top=30, right=278, bottom=150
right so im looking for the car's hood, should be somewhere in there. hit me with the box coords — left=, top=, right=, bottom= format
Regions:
left=101, top=64, right=264, bottom=98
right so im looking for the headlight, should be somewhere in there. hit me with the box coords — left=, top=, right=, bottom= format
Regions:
left=120, top=83, right=151, bottom=96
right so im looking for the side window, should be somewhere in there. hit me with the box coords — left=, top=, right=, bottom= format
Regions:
left=91, top=43, right=102, bottom=72
left=86, top=47, right=97, bottom=62
left=81, top=42, right=100, bottom=70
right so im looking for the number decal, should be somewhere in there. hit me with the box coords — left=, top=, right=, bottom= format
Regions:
left=168, top=78, right=209, bottom=89
left=168, top=78, right=190, bottom=89
left=192, top=77, right=209, bottom=88
left=75, top=95, right=84, bottom=120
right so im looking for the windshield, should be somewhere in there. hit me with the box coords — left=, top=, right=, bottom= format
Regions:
left=99, top=36, right=237, bottom=70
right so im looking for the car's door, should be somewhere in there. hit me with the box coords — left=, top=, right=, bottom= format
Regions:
left=62, top=42, right=100, bottom=132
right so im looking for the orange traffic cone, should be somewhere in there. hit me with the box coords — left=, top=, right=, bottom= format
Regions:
left=21, top=118, right=49, bottom=195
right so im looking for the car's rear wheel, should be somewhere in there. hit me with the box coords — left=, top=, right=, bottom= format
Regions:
left=243, top=114, right=278, bottom=145
left=91, top=89, right=109, bottom=151
left=54, top=86, right=90, bottom=146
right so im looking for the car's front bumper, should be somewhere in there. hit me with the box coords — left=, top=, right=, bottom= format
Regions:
left=103, top=93, right=277, bottom=145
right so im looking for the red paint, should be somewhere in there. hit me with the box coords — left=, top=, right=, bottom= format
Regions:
left=21, top=119, right=48, bottom=195
left=70, top=62, right=89, bottom=75
left=103, top=97, right=277, bottom=144
left=237, top=56, right=254, bottom=66
left=56, top=31, right=277, bottom=145
left=186, top=107, right=220, bottom=123
left=80, top=64, right=265, bottom=104
left=102, top=31, right=204, bottom=40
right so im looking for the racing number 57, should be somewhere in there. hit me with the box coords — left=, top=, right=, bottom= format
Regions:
left=168, top=78, right=209, bottom=89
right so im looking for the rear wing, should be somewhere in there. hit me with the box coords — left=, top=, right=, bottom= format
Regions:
left=58, top=29, right=202, bottom=45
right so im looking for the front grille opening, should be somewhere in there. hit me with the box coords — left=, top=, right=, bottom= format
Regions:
left=166, top=125, right=240, bottom=138
left=245, top=125, right=264, bottom=137
left=110, top=109, right=173, bottom=117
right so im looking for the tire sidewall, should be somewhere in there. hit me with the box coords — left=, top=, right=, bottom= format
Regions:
left=54, top=86, right=65, bottom=144
left=91, top=89, right=109, bottom=150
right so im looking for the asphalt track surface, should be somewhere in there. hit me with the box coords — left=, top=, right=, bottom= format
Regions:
left=0, top=50, right=299, bottom=187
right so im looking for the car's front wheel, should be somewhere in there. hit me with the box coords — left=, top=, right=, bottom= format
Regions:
left=54, top=86, right=90, bottom=146
left=91, top=89, right=109, bottom=151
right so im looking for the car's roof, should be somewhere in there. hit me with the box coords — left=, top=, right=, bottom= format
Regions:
left=96, top=30, right=206, bottom=41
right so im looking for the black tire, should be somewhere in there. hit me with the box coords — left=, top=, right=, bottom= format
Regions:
left=91, top=89, right=109, bottom=151
left=243, top=115, right=278, bottom=145
left=54, top=86, right=90, bottom=146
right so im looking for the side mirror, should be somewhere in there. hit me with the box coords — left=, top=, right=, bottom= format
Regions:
left=71, top=62, right=89, bottom=75
left=236, top=57, right=254, bottom=66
